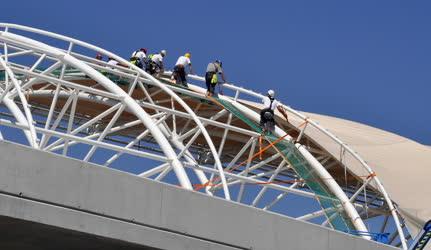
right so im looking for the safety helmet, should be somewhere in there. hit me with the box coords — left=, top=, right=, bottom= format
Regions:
left=140, top=48, right=147, bottom=54
left=185, top=52, right=191, bottom=58
left=215, top=60, right=222, bottom=67
left=268, top=89, right=275, bottom=98
left=161, top=50, right=167, bottom=56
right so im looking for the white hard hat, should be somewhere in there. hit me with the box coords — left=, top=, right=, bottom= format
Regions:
left=268, top=89, right=275, bottom=98
left=161, top=50, right=167, bottom=56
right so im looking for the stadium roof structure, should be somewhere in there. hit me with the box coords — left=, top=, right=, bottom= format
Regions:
left=0, top=23, right=429, bottom=249
left=302, top=111, right=431, bottom=239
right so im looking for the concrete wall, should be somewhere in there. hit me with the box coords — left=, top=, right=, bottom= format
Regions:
left=0, top=140, right=396, bottom=250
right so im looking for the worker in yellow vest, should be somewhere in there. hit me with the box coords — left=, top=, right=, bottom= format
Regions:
left=129, top=48, right=147, bottom=69
left=205, top=60, right=226, bottom=96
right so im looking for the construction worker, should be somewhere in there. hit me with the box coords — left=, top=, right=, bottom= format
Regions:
left=205, top=60, right=226, bottom=96
left=260, top=90, right=288, bottom=132
left=172, top=52, right=193, bottom=87
left=147, top=50, right=167, bottom=76
left=95, top=53, right=103, bottom=61
left=130, top=48, right=147, bottom=69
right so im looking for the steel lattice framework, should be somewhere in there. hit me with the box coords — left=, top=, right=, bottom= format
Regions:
left=0, top=23, right=412, bottom=249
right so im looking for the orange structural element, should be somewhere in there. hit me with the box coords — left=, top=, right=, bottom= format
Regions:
left=194, top=96, right=378, bottom=192
left=194, top=132, right=290, bottom=191
left=259, top=135, right=263, bottom=160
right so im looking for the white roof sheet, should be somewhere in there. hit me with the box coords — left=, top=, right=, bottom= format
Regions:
left=303, top=112, right=431, bottom=235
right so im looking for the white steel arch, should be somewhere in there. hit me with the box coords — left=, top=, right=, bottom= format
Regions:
left=0, top=23, right=410, bottom=249
left=187, top=75, right=409, bottom=249
left=0, top=29, right=196, bottom=190
left=0, top=23, right=231, bottom=200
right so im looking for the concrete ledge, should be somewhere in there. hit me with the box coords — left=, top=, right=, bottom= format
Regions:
left=0, top=214, right=158, bottom=250
left=0, top=140, right=396, bottom=250
left=0, top=192, right=238, bottom=250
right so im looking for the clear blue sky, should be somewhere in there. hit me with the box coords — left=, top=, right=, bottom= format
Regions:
left=3, top=0, right=430, bottom=145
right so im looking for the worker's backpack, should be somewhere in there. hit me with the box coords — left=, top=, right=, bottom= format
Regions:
left=142, top=58, right=152, bottom=72
left=130, top=50, right=142, bottom=68
left=129, top=50, right=140, bottom=61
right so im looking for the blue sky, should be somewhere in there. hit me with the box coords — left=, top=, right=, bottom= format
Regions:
left=2, top=0, right=430, bottom=145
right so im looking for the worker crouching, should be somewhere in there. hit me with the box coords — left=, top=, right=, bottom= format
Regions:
left=146, top=50, right=167, bottom=77
left=130, top=48, right=147, bottom=69
left=172, top=52, right=193, bottom=87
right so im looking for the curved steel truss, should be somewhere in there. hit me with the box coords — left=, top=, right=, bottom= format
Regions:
left=0, top=23, right=410, bottom=249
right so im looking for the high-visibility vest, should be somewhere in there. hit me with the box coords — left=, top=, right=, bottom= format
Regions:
left=211, top=73, right=218, bottom=84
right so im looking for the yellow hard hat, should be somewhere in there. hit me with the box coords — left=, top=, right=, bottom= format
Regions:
left=185, top=52, right=191, bottom=58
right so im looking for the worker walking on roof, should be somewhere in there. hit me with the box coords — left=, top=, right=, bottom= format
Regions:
left=130, top=48, right=147, bottom=69
left=205, top=60, right=226, bottom=97
left=260, top=90, right=288, bottom=133
left=172, top=52, right=193, bottom=87
left=147, top=50, right=167, bottom=76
